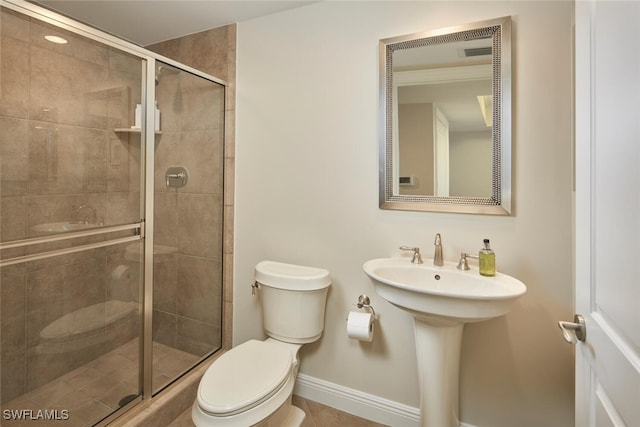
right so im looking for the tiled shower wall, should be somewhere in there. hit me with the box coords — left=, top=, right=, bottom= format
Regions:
left=0, top=7, right=235, bottom=405
left=0, top=8, right=143, bottom=402
left=151, top=69, right=225, bottom=357
left=148, top=24, right=236, bottom=351
left=0, top=8, right=142, bottom=226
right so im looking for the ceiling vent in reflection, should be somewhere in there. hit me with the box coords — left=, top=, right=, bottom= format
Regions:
left=464, top=47, right=492, bottom=57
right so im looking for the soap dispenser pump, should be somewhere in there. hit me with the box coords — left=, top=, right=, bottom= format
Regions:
left=479, top=238, right=495, bottom=277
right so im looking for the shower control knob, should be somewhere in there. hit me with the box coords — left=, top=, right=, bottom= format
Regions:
left=165, top=166, right=189, bottom=188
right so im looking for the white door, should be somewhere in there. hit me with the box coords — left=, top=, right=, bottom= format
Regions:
left=573, top=1, right=640, bottom=425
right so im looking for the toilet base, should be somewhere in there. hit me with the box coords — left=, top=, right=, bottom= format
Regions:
left=252, top=399, right=305, bottom=427
left=281, top=405, right=305, bottom=426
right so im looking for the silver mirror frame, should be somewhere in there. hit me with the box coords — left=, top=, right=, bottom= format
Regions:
left=379, top=16, right=511, bottom=215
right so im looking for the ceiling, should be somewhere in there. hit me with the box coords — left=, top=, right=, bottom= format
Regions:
left=33, top=0, right=318, bottom=46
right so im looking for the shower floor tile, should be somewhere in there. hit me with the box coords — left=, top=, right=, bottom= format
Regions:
left=1, top=339, right=200, bottom=427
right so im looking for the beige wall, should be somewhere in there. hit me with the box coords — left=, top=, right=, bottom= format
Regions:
left=235, top=2, right=574, bottom=427
left=450, top=130, right=493, bottom=197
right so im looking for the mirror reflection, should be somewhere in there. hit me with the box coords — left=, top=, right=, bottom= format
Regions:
left=395, top=40, right=493, bottom=197
left=380, top=16, right=511, bottom=214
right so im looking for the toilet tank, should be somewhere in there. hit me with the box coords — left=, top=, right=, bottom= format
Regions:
left=255, top=261, right=331, bottom=344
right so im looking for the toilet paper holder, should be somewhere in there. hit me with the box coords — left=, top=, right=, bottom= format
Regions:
left=355, top=294, right=376, bottom=318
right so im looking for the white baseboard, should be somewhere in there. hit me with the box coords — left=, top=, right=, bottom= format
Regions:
left=294, top=373, right=420, bottom=427
left=293, top=373, right=478, bottom=427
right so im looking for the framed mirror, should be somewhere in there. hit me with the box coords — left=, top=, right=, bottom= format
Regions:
left=379, top=16, right=511, bottom=215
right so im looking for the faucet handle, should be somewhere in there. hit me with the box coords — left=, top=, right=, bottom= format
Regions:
left=456, top=252, right=479, bottom=270
left=399, top=246, right=423, bottom=264
left=457, top=252, right=470, bottom=270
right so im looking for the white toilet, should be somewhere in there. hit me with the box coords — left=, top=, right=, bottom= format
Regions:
left=192, top=260, right=331, bottom=427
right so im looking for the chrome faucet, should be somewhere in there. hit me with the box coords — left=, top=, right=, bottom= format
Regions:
left=400, top=246, right=423, bottom=264
left=433, top=233, right=444, bottom=266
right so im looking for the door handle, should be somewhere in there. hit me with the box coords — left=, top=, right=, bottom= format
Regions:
left=558, top=314, right=586, bottom=344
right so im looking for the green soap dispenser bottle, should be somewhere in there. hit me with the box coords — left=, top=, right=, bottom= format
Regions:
left=479, top=238, right=495, bottom=277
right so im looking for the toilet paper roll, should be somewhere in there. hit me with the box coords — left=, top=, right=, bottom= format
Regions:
left=347, top=311, right=374, bottom=342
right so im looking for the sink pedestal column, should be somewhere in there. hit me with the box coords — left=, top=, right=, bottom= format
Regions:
left=413, top=318, right=464, bottom=427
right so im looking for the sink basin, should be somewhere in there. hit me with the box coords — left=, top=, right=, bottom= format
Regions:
left=363, top=256, right=527, bottom=427
left=363, top=257, right=526, bottom=325
left=31, top=221, right=96, bottom=234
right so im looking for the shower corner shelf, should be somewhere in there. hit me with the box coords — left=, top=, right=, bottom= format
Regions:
left=114, top=128, right=162, bottom=134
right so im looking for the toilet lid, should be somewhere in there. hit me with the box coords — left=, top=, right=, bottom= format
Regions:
left=198, top=340, right=294, bottom=416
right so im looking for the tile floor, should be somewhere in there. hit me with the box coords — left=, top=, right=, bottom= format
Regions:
left=168, top=395, right=388, bottom=427
left=1, top=339, right=199, bottom=427
left=3, top=339, right=387, bottom=427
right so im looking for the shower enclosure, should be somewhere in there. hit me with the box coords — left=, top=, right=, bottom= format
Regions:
left=0, top=2, right=225, bottom=425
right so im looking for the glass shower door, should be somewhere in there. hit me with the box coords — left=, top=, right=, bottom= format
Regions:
left=0, top=6, right=146, bottom=425
left=151, top=61, right=225, bottom=393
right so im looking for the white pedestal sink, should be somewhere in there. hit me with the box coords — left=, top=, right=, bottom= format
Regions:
left=363, top=258, right=526, bottom=427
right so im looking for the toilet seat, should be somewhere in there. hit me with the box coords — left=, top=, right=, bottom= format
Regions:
left=197, top=340, right=296, bottom=416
